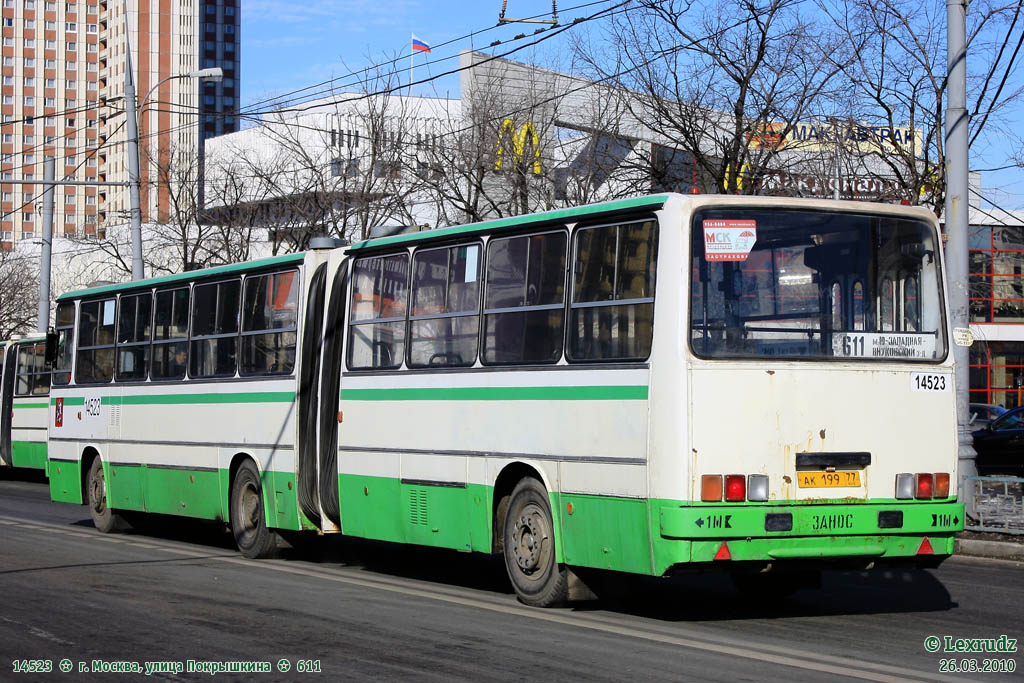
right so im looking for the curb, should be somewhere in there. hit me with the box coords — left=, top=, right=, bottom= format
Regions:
left=955, top=538, right=1024, bottom=561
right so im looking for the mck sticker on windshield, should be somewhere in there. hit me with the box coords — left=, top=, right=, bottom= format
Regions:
left=702, top=219, right=757, bottom=261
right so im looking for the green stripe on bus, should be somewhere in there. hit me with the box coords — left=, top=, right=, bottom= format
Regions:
left=50, top=397, right=85, bottom=406
left=347, top=195, right=669, bottom=251
left=13, top=402, right=48, bottom=409
left=106, top=392, right=296, bottom=405
left=340, top=385, right=648, bottom=401
left=57, top=253, right=307, bottom=301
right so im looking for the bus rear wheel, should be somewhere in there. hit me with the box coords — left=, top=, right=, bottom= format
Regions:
left=230, top=460, right=278, bottom=559
left=86, top=457, right=124, bottom=533
left=502, top=478, right=568, bottom=607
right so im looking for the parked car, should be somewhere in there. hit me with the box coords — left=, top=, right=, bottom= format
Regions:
left=970, top=403, right=1008, bottom=431
left=971, top=406, right=1024, bottom=475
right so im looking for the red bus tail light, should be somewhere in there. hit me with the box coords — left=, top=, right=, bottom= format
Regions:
left=915, top=473, right=933, bottom=499
left=934, top=473, right=950, bottom=498
left=724, top=474, right=745, bottom=502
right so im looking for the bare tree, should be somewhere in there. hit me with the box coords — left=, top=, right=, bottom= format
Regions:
left=577, top=0, right=851, bottom=195
left=0, top=249, right=38, bottom=338
left=207, top=64, right=422, bottom=247
left=822, top=0, right=1024, bottom=215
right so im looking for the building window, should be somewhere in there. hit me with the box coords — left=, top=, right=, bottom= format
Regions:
left=65, top=42, right=77, bottom=51
left=970, top=224, right=1024, bottom=324
left=23, top=38, right=35, bottom=48
left=86, top=24, right=97, bottom=34
left=86, top=43, right=96, bottom=52
left=65, top=22, right=77, bottom=32
left=970, top=341, right=1024, bottom=409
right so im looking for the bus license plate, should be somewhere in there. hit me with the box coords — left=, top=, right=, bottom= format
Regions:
left=797, top=472, right=861, bottom=488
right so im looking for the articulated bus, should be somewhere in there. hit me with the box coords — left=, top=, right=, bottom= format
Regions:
left=0, top=336, right=50, bottom=473
left=46, top=194, right=963, bottom=606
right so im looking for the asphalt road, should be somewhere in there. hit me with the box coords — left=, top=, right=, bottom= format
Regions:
left=1, top=469, right=1022, bottom=682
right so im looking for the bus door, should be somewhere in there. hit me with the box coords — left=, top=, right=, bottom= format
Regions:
left=295, top=261, right=330, bottom=531
left=316, top=257, right=348, bottom=532
left=0, top=344, right=16, bottom=465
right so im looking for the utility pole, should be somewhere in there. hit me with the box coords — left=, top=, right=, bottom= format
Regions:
left=124, top=3, right=144, bottom=281
left=945, top=0, right=977, bottom=511
left=36, top=158, right=54, bottom=334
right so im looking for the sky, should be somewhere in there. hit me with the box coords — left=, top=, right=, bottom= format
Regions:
left=239, top=0, right=1024, bottom=212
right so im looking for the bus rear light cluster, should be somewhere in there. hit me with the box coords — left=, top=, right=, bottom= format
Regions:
left=895, top=472, right=951, bottom=499
left=702, top=474, right=769, bottom=502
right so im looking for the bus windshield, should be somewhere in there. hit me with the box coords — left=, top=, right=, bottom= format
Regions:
left=690, top=208, right=947, bottom=361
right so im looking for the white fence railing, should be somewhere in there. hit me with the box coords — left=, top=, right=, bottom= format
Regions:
left=964, top=475, right=1024, bottom=535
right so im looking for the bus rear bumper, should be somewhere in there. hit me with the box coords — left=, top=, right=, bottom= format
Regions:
left=655, top=501, right=962, bottom=570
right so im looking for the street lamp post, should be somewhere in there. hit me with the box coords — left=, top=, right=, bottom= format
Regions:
left=123, top=26, right=222, bottom=281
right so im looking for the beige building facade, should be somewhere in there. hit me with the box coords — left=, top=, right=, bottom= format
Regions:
left=1, top=0, right=238, bottom=246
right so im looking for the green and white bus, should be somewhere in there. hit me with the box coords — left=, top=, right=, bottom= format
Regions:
left=47, top=193, right=963, bottom=606
left=0, top=336, right=50, bottom=472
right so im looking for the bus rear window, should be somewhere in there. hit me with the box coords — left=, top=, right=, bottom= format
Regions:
left=690, top=209, right=947, bottom=361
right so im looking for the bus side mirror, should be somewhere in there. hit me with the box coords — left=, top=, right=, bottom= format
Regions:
left=44, top=331, right=58, bottom=367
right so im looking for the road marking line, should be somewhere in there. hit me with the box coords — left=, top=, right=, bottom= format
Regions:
left=0, top=515, right=965, bottom=683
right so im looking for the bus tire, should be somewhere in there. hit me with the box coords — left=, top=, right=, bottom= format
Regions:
left=230, top=460, right=278, bottom=559
left=502, top=478, right=567, bottom=607
left=86, top=457, right=124, bottom=533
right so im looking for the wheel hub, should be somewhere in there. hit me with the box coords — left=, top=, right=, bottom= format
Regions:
left=90, top=467, right=106, bottom=514
left=512, top=509, right=547, bottom=574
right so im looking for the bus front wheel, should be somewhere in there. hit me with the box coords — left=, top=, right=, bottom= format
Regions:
left=502, top=478, right=568, bottom=607
left=86, top=457, right=124, bottom=533
left=230, top=460, right=278, bottom=559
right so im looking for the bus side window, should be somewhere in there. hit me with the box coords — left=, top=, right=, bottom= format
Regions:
left=52, top=301, right=74, bottom=385
left=15, top=344, right=32, bottom=396
left=483, top=230, right=566, bottom=364
left=902, top=273, right=920, bottom=332
left=240, top=270, right=298, bottom=375
left=31, top=341, right=49, bottom=395
left=190, top=279, right=241, bottom=378
left=76, top=298, right=116, bottom=384
left=152, top=287, right=190, bottom=380
left=879, top=277, right=895, bottom=332
left=115, top=291, right=152, bottom=381
left=408, top=243, right=480, bottom=368
left=348, top=253, right=409, bottom=370
left=830, top=282, right=842, bottom=331
left=852, top=281, right=866, bottom=331
left=569, top=220, right=658, bottom=361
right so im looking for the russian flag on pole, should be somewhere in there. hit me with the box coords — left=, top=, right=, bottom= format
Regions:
left=412, top=34, right=431, bottom=53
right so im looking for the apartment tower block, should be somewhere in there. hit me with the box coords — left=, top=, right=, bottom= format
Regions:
left=0, top=0, right=238, bottom=247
